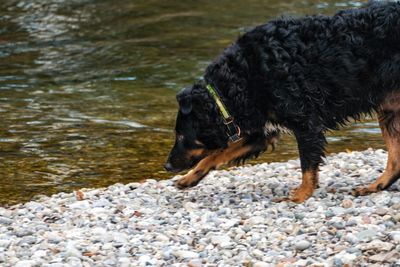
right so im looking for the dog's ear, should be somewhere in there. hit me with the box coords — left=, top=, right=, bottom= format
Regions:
left=176, top=87, right=192, bottom=115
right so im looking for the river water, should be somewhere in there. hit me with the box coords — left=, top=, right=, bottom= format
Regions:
left=0, top=0, right=383, bottom=205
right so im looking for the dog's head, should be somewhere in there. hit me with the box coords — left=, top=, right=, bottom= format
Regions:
left=164, top=82, right=229, bottom=173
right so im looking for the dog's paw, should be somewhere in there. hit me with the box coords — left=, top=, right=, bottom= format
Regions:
left=273, top=186, right=314, bottom=203
left=174, top=169, right=207, bottom=189
left=272, top=196, right=308, bottom=203
left=174, top=176, right=200, bottom=189
left=272, top=197, right=290, bottom=203
left=352, top=186, right=372, bottom=196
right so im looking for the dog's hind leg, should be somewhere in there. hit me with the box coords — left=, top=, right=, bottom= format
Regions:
left=353, top=94, right=400, bottom=196
left=275, top=130, right=326, bottom=203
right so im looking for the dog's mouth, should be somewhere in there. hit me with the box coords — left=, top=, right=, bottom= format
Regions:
left=164, top=162, right=184, bottom=173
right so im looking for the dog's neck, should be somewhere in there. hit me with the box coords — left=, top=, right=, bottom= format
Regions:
left=204, top=44, right=267, bottom=135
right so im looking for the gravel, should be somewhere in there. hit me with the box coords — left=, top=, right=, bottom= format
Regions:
left=0, top=148, right=399, bottom=266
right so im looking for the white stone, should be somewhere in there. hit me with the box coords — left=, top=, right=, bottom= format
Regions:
left=65, top=242, right=82, bottom=258
left=254, top=262, right=271, bottom=267
left=14, top=260, right=36, bottom=267
left=183, top=202, right=198, bottom=212
left=188, top=259, right=202, bottom=267
left=155, top=234, right=169, bottom=242
left=211, top=235, right=231, bottom=245
left=92, top=198, right=111, bottom=207
left=247, top=216, right=265, bottom=225
left=138, top=255, right=155, bottom=265
left=371, top=192, right=392, bottom=206
left=113, top=232, right=128, bottom=243
left=359, top=239, right=394, bottom=251
left=118, top=257, right=131, bottom=267
left=390, top=231, right=400, bottom=243
left=68, top=200, right=91, bottom=209
left=32, top=250, right=47, bottom=258
left=295, top=240, right=311, bottom=251
left=0, top=239, right=11, bottom=248
left=335, top=251, right=357, bottom=264
left=46, top=232, right=62, bottom=243
left=172, top=250, right=199, bottom=259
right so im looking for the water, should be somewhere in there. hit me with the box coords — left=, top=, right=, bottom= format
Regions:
left=0, top=0, right=383, bottom=205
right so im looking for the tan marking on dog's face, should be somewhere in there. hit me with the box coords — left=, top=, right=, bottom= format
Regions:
left=186, top=148, right=207, bottom=158
left=184, top=140, right=207, bottom=158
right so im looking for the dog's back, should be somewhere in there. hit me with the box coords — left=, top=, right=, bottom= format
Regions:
left=227, top=1, right=400, bottom=129
left=335, top=1, right=400, bottom=44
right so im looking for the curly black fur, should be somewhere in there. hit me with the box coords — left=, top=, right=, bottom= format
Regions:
left=166, top=1, right=400, bottom=174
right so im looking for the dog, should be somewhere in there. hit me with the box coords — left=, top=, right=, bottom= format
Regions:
left=165, top=1, right=400, bottom=203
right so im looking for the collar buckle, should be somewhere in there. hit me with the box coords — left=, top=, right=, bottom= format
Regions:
left=223, top=116, right=234, bottom=125
left=206, top=84, right=242, bottom=143
left=224, top=119, right=242, bottom=143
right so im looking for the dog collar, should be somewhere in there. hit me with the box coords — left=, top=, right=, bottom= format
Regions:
left=206, top=84, right=241, bottom=143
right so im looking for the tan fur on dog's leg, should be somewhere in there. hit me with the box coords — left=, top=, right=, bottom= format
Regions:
left=176, top=139, right=253, bottom=188
left=289, top=169, right=319, bottom=202
left=274, top=169, right=318, bottom=203
left=353, top=101, right=400, bottom=196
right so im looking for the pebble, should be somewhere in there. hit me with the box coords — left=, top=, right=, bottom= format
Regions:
left=65, top=243, right=81, bottom=258
left=295, top=240, right=311, bottom=251
left=0, top=239, right=11, bottom=248
left=172, top=250, right=199, bottom=259
left=254, top=261, right=270, bottom=267
left=15, top=260, right=36, bottom=267
left=46, top=233, right=62, bottom=244
left=371, top=192, right=392, bottom=206
left=356, top=229, right=378, bottom=241
left=32, top=250, right=47, bottom=258
left=375, top=207, right=388, bottom=216
left=0, top=149, right=398, bottom=266
left=0, top=216, right=13, bottom=225
left=188, top=259, right=203, bottom=267
left=247, top=216, right=265, bottom=225
left=211, top=235, right=231, bottom=248
left=394, top=213, right=400, bottom=222
left=390, top=231, right=400, bottom=243
left=341, top=199, right=353, bottom=208
left=359, top=239, right=394, bottom=251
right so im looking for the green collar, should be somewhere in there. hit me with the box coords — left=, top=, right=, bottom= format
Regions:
left=206, top=84, right=241, bottom=142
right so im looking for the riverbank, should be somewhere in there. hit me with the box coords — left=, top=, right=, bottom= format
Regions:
left=0, top=149, right=399, bottom=266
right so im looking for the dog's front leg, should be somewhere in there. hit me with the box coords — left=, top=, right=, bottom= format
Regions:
left=174, top=152, right=221, bottom=189
left=175, top=139, right=251, bottom=189
left=276, top=130, right=326, bottom=203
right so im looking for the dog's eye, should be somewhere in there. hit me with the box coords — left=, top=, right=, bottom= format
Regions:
left=177, top=135, right=184, bottom=141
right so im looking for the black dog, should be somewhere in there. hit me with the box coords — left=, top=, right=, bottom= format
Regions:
left=165, top=1, right=400, bottom=202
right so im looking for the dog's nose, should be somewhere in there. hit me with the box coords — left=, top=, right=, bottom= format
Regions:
left=164, top=162, right=174, bottom=172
